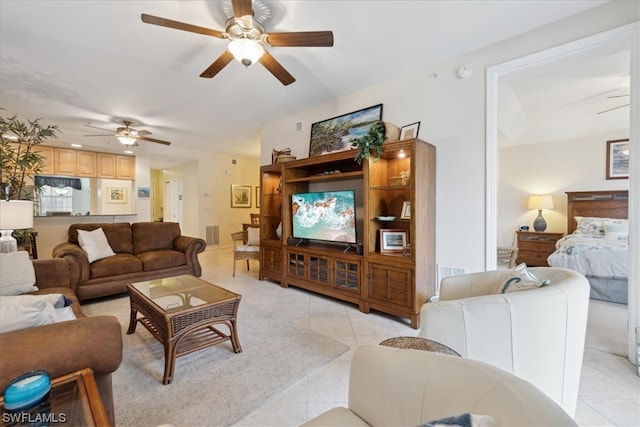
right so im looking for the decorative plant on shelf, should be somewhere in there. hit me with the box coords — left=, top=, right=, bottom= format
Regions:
left=350, top=121, right=387, bottom=164
left=0, top=111, right=59, bottom=201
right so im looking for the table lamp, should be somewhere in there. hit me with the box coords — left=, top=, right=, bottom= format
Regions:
left=528, top=195, right=553, bottom=232
left=0, top=200, right=34, bottom=253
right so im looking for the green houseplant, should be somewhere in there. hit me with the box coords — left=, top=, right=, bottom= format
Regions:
left=0, top=111, right=59, bottom=200
left=350, top=121, right=387, bottom=164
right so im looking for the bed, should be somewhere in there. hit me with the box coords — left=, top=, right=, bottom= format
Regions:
left=547, top=190, right=629, bottom=304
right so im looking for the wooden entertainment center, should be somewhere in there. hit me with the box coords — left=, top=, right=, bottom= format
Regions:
left=259, top=138, right=435, bottom=328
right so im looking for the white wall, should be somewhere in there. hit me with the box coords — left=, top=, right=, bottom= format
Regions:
left=260, top=2, right=639, bottom=274
left=498, top=129, right=630, bottom=246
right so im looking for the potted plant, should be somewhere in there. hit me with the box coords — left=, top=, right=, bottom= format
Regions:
left=350, top=121, right=387, bottom=164
left=0, top=111, right=59, bottom=200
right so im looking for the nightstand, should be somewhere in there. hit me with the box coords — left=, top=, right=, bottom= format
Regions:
left=515, top=231, right=563, bottom=267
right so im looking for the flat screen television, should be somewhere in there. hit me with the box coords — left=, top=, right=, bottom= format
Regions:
left=291, top=190, right=357, bottom=244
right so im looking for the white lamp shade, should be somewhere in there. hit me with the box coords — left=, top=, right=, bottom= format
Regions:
left=228, top=39, right=265, bottom=66
left=0, top=200, right=34, bottom=229
left=118, top=135, right=137, bottom=145
left=528, top=195, right=554, bottom=210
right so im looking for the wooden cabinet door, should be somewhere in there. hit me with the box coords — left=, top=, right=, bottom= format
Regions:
left=366, top=262, right=413, bottom=308
left=97, top=153, right=116, bottom=178
left=35, top=145, right=54, bottom=174
left=116, top=155, right=135, bottom=179
left=54, top=148, right=76, bottom=175
left=76, top=151, right=97, bottom=177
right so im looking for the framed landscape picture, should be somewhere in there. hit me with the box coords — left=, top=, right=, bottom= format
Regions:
left=309, top=104, right=383, bottom=157
left=380, top=229, right=407, bottom=253
left=231, top=185, right=251, bottom=208
left=606, top=139, right=629, bottom=179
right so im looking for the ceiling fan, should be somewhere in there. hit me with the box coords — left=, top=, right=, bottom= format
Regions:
left=597, top=94, right=630, bottom=115
left=140, top=0, right=334, bottom=86
left=84, top=120, right=171, bottom=146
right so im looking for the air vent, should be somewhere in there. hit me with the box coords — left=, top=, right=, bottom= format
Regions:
left=205, top=225, right=220, bottom=246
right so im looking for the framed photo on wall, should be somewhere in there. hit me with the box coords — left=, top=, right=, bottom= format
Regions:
left=231, top=185, right=252, bottom=208
left=107, top=187, right=127, bottom=204
left=309, top=104, right=383, bottom=157
left=606, top=139, right=629, bottom=179
left=380, top=229, right=408, bottom=253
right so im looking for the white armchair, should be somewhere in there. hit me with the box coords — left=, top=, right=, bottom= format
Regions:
left=418, top=267, right=590, bottom=417
left=303, top=345, right=576, bottom=426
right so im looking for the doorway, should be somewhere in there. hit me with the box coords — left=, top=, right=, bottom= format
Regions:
left=164, top=178, right=184, bottom=229
left=486, top=23, right=639, bottom=364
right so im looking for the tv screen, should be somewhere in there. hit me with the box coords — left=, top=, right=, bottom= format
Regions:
left=291, top=190, right=357, bottom=244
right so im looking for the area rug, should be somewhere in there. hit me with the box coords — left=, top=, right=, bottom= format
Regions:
left=84, top=294, right=350, bottom=426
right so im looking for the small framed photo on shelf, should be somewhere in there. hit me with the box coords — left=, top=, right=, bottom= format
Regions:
left=400, top=122, right=420, bottom=140
left=231, top=185, right=252, bottom=208
left=380, top=229, right=408, bottom=253
left=400, top=201, right=411, bottom=219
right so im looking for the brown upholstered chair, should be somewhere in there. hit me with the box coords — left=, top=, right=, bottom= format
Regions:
left=231, top=227, right=260, bottom=276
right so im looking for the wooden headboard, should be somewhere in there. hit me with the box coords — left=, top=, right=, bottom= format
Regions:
left=566, top=190, right=628, bottom=233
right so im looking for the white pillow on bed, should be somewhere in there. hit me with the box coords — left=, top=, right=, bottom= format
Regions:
left=574, top=216, right=605, bottom=236
left=603, top=218, right=628, bottom=239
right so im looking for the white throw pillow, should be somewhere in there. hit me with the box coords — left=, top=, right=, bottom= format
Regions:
left=77, top=228, right=116, bottom=263
left=247, top=227, right=260, bottom=246
left=0, top=295, right=58, bottom=333
left=0, top=251, right=38, bottom=296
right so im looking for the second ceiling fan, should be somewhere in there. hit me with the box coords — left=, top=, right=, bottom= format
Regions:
left=141, top=0, right=334, bottom=86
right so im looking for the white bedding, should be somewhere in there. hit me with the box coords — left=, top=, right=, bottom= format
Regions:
left=547, top=234, right=629, bottom=279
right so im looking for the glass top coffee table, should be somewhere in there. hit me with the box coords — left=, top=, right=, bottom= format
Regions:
left=127, top=275, right=242, bottom=384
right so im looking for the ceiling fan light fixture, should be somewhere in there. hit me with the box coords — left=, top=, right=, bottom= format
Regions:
left=228, top=38, right=264, bottom=67
left=118, top=135, right=137, bottom=146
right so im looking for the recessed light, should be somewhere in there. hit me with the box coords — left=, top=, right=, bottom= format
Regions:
left=124, top=150, right=134, bottom=154
left=71, top=143, right=82, bottom=148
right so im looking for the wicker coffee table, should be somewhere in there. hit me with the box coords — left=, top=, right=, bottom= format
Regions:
left=127, top=275, right=242, bottom=384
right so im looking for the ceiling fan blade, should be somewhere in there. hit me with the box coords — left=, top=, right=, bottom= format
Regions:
left=136, top=130, right=152, bottom=136
left=607, top=94, right=630, bottom=98
left=259, top=51, right=295, bottom=86
left=231, top=0, right=253, bottom=19
left=200, top=50, right=234, bottom=78
left=597, top=103, right=630, bottom=114
left=137, top=135, right=171, bottom=146
left=83, top=134, right=114, bottom=137
left=85, top=123, right=115, bottom=133
left=141, top=14, right=226, bottom=39
left=265, top=31, right=334, bottom=47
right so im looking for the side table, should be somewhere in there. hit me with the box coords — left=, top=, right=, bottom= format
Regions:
left=380, top=336, right=460, bottom=356
left=0, top=368, right=110, bottom=426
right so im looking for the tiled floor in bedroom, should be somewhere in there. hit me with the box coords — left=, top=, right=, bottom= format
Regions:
left=182, top=247, right=640, bottom=426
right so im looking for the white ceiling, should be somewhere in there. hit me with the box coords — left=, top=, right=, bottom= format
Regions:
left=0, top=0, right=612, bottom=168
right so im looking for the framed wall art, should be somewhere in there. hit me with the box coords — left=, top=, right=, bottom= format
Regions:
left=137, top=186, right=150, bottom=198
left=107, top=187, right=127, bottom=204
left=309, top=104, right=383, bottom=157
left=400, top=122, right=420, bottom=140
left=231, top=185, right=252, bottom=208
left=606, top=139, right=629, bottom=180
left=380, top=229, right=408, bottom=253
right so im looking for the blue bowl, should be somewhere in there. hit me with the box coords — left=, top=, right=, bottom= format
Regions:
left=3, top=370, right=51, bottom=411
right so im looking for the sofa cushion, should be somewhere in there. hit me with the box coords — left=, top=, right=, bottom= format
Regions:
left=89, top=254, right=143, bottom=279
left=132, top=222, right=180, bottom=254
left=69, top=223, right=134, bottom=254
left=0, top=251, right=38, bottom=296
left=78, top=228, right=116, bottom=263
left=137, top=249, right=186, bottom=272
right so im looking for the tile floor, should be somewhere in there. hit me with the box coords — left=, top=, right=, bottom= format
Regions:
left=195, top=247, right=638, bottom=426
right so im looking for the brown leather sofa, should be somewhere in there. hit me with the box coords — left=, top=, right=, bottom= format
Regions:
left=52, top=222, right=207, bottom=301
left=0, top=258, right=123, bottom=425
